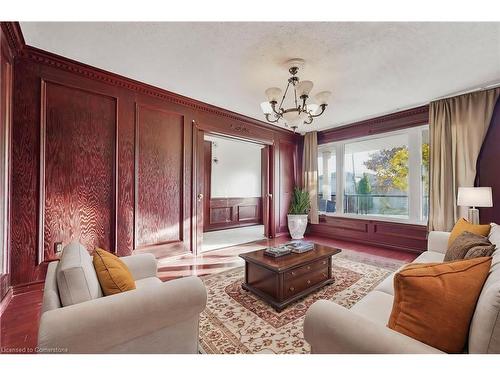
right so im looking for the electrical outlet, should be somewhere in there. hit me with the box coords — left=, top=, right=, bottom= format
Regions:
left=54, top=242, right=63, bottom=257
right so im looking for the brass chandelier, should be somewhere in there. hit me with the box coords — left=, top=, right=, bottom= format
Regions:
left=260, top=58, right=332, bottom=132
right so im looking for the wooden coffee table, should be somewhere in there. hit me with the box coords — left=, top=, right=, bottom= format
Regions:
left=239, top=243, right=341, bottom=312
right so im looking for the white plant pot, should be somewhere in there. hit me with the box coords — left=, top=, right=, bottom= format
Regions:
left=287, top=214, right=308, bottom=240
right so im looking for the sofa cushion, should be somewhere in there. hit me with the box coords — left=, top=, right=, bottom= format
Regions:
left=56, top=242, right=103, bottom=307
left=93, top=248, right=136, bottom=296
left=448, top=218, right=490, bottom=248
left=488, top=223, right=500, bottom=250
left=350, top=290, right=394, bottom=325
left=468, top=247, right=500, bottom=353
left=445, top=231, right=495, bottom=261
left=413, top=250, right=445, bottom=263
left=135, top=277, right=162, bottom=289
left=388, top=257, right=492, bottom=353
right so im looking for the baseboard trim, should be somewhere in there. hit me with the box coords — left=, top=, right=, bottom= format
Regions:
left=13, top=280, right=44, bottom=295
left=0, top=287, right=13, bottom=316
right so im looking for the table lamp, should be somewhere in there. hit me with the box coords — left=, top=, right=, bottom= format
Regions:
left=457, top=187, right=493, bottom=224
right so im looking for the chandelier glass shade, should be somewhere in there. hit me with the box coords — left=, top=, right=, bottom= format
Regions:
left=260, top=59, right=331, bottom=131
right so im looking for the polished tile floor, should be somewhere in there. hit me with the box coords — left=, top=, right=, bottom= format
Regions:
left=201, top=225, right=265, bottom=253
left=0, top=235, right=418, bottom=352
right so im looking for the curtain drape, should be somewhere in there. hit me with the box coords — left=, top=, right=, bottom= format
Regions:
left=429, top=88, right=500, bottom=231
left=303, top=131, right=319, bottom=224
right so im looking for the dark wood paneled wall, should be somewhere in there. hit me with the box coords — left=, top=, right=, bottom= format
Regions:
left=309, top=215, right=428, bottom=253
left=205, top=197, right=262, bottom=232
left=41, top=81, right=117, bottom=261
left=476, top=96, right=500, bottom=224
left=135, top=105, right=185, bottom=253
left=277, top=140, right=298, bottom=236
left=0, top=24, right=14, bottom=300
left=6, top=22, right=299, bottom=287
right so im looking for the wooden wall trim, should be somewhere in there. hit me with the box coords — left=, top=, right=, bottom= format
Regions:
left=0, top=22, right=25, bottom=57
left=317, top=105, right=429, bottom=144
left=309, top=215, right=427, bottom=253
left=205, top=197, right=263, bottom=232
left=19, top=43, right=293, bottom=138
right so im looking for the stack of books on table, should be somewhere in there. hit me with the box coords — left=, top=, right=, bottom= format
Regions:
left=264, top=245, right=291, bottom=258
left=286, top=240, right=314, bottom=253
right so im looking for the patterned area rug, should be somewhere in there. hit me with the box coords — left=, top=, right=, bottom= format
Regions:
left=199, top=251, right=405, bottom=354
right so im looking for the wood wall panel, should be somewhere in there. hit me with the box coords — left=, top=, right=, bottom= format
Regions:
left=5, top=21, right=299, bottom=287
left=41, top=82, right=116, bottom=260
left=0, top=25, right=14, bottom=300
left=277, top=140, right=297, bottom=235
left=309, top=215, right=428, bottom=253
left=476, top=96, right=500, bottom=224
left=205, top=197, right=262, bottom=232
left=135, top=105, right=184, bottom=249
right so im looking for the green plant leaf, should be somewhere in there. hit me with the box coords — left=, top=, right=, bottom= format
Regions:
left=288, top=187, right=311, bottom=215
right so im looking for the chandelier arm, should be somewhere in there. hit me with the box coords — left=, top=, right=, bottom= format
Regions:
left=294, top=86, right=298, bottom=109
left=304, top=114, right=313, bottom=125
left=310, top=104, right=328, bottom=118
left=265, top=113, right=280, bottom=123
left=270, top=101, right=281, bottom=116
left=278, top=81, right=291, bottom=111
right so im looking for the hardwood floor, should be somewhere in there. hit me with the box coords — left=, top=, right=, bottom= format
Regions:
left=0, top=235, right=418, bottom=353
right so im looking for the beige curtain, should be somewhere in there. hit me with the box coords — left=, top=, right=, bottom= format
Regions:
left=303, top=131, right=319, bottom=224
left=429, top=88, right=500, bottom=231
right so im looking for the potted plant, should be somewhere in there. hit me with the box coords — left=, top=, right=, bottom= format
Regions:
left=287, top=187, right=311, bottom=240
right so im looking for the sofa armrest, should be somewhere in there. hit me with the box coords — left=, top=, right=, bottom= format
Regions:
left=38, top=276, right=207, bottom=353
left=303, top=300, right=443, bottom=354
left=121, top=253, right=157, bottom=280
left=427, top=231, right=451, bottom=254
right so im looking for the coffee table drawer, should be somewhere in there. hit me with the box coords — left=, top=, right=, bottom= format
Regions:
left=284, top=268, right=329, bottom=298
left=284, top=258, right=329, bottom=280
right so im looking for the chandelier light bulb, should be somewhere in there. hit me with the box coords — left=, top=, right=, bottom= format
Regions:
left=314, top=91, right=332, bottom=105
left=260, top=101, right=273, bottom=115
left=265, top=87, right=283, bottom=102
left=296, top=80, right=314, bottom=97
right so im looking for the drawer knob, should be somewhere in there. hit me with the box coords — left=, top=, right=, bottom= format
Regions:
left=307, top=266, right=311, bottom=270
left=322, top=272, right=327, bottom=278
left=307, top=279, right=311, bottom=285
left=291, top=271, right=296, bottom=277
left=322, top=260, right=326, bottom=265
left=289, top=286, right=295, bottom=292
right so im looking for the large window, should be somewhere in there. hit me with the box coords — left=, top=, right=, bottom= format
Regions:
left=318, top=126, right=429, bottom=224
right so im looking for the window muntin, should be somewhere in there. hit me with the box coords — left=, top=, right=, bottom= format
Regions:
left=317, top=125, right=429, bottom=224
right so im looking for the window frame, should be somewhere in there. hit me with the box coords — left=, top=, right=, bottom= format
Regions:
left=317, top=124, right=429, bottom=225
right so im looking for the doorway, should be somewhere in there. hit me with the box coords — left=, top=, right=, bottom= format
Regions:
left=197, top=133, right=271, bottom=253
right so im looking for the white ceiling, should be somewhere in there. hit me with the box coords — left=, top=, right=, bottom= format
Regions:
left=20, top=22, right=500, bottom=132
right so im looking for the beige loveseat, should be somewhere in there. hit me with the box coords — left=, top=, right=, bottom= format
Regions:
left=304, top=224, right=500, bottom=354
left=38, top=242, right=207, bottom=353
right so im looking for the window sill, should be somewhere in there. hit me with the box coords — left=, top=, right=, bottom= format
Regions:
left=318, top=212, right=428, bottom=226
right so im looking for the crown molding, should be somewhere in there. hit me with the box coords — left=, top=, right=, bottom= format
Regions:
left=0, top=22, right=25, bottom=56
left=19, top=44, right=295, bottom=137
left=318, top=105, right=429, bottom=144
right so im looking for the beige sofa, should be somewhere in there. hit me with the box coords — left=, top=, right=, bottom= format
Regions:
left=304, top=225, right=500, bottom=354
left=38, top=242, right=207, bottom=353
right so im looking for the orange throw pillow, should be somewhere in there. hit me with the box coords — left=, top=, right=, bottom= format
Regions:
left=93, top=248, right=136, bottom=296
left=448, top=218, right=490, bottom=248
left=387, top=257, right=492, bottom=353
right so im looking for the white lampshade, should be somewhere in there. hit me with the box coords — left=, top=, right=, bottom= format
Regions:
left=282, top=110, right=307, bottom=127
left=457, top=187, right=493, bottom=207
left=296, top=80, right=314, bottom=97
left=314, top=90, right=332, bottom=105
left=265, top=87, right=282, bottom=102
left=307, top=103, right=319, bottom=115
left=260, top=101, right=273, bottom=114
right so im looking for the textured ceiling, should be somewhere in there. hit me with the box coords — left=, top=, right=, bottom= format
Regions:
left=20, top=22, right=500, bottom=131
